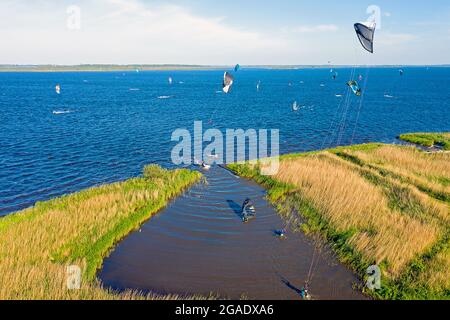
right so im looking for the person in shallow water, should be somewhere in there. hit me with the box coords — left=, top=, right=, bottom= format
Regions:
left=241, top=198, right=256, bottom=222
left=275, top=228, right=287, bottom=238
left=201, top=161, right=211, bottom=170
left=300, top=286, right=311, bottom=300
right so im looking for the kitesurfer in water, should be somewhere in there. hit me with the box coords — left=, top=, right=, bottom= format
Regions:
left=242, top=198, right=256, bottom=222
left=300, top=286, right=311, bottom=300
left=201, top=161, right=211, bottom=170
left=347, top=80, right=362, bottom=96
left=275, top=228, right=287, bottom=238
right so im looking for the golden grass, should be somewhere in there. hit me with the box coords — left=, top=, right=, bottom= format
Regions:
left=273, top=154, right=442, bottom=277
left=325, top=152, right=449, bottom=224
left=418, top=246, right=450, bottom=292
left=354, top=145, right=449, bottom=184
left=229, top=142, right=450, bottom=298
left=338, top=145, right=450, bottom=206
left=0, top=166, right=203, bottom=300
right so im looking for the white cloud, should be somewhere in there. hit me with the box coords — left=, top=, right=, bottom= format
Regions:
left=377, top=32, right=417, bottom=46
left=0, top=1, right=446, bottom=65
left=283, top=24, right=339, bottom=34
left=383, top=12, right=392, bottom=18
left=0, top=0, right=286, bottom=65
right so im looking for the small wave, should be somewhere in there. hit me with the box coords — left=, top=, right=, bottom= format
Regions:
left=384, top=95, right=394, bottom=98
left=335, top=94, right=343, bottom=97
left=52, top=110, right=73, bottom=115
left=158, top=96, right=172, bottom=99
left=129, top=88, right=140, bottom=91
left=299, top=105, right=315, bottom=111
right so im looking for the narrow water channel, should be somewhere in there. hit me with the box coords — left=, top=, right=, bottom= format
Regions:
left=99, top=167, right=365, bottom=300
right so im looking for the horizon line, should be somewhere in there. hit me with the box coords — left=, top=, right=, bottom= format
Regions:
left=0, top=64, right=449, bottom=72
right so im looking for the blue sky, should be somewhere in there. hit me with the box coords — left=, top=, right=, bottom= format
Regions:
left=0, top=0, right=449, bottom=65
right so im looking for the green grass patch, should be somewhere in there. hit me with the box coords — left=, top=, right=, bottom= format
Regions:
left=279, top=143, right=384, bottom=161
left=334, top=150, right=450, bottom=204
left=400, top=133, right=450, bottom=150
left=0, top=165, right=202, bottom=300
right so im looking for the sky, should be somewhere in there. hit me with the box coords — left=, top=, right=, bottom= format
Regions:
left=0, top=0, right=449, bottom=65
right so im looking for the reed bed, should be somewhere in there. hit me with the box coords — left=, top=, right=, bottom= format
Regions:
left=352, top=145, right=449, bottom=192
left=229, top=142, right=450, bottom=299
left=274, top=155, right=440, bottom=277
left=418, top=246, right=450, bottom=292
left=332, top=146, right=450, bottom=205
left=0, top=165, right=202, bottom=300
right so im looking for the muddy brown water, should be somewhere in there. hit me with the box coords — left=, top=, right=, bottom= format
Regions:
left=99, top=167, right=366, bottom=300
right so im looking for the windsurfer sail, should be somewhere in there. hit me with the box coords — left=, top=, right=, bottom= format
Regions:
left=223, top=72, right=234, bottom=94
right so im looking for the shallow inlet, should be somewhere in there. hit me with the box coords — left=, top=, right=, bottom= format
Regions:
left=99, top=167, right=365, bottom=300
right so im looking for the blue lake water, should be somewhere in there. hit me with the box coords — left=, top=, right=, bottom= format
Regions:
left=0, top=68, right=449, bottom=215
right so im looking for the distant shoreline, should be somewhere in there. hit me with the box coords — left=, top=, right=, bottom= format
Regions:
left=1, top=64, right=449, bottom=72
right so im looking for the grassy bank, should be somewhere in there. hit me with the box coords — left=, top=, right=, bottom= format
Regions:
left=228, top=143, right=449, bottom=300
left=400, top=132, right=450, bottom=151
left=0, top=165, right=203, bottom=300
